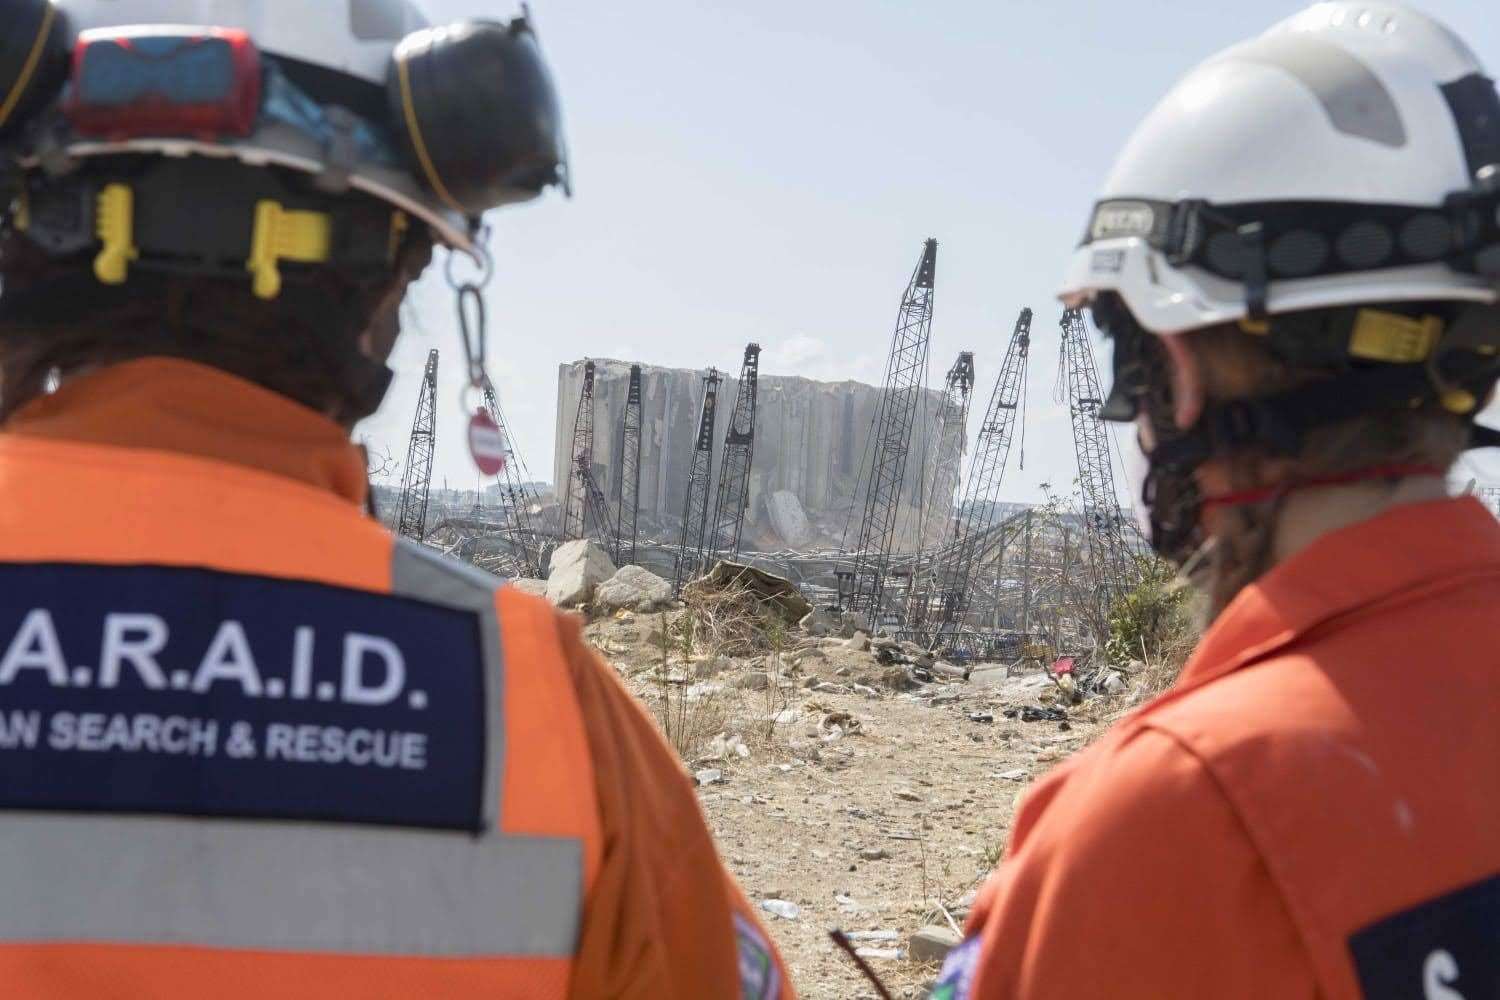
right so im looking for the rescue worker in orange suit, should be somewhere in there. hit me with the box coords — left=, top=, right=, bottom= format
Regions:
left=935, top=4, right=1500, bottom=999
left=0, top=2, right=790, bottom=998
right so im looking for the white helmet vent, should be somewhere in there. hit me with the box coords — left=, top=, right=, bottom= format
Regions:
left=1223, top=34, right=1406, bottom=147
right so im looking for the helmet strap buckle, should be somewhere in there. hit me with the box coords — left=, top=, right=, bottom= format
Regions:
left=1237, top=221, right=1270, bottom=322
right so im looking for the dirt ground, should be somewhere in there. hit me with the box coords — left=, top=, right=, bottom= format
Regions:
left=583, top=608, right=1110, bottom=1000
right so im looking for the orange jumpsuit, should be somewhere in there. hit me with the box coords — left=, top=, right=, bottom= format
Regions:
left=0, top=357, right=792, bottom=1000
left=941, top=496, right=1500, bottom=999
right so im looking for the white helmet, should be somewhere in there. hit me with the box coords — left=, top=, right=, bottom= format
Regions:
left=2, top=0, right=568, bottom=279
left=1060, top=2, right=1500, bottom=335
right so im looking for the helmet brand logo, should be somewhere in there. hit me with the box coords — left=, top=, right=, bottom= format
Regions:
left=1091, top=201, right=1157, bottom=241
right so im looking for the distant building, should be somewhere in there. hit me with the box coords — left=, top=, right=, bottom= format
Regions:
left=554, top=359, right=962, bottom=551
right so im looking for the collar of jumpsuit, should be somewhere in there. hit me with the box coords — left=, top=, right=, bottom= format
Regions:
left=1179, top=492, right=1500, bottom=692
left=2, top=356, right=371, bottom=508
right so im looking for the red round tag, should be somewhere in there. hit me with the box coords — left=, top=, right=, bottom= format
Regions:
left=468, top=408, right=508, bottom=476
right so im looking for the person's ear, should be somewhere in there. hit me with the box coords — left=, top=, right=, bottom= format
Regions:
left=1158, top=333, right=1205, bottom=431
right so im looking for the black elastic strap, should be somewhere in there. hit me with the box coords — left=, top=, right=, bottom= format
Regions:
left=1238, top=222, right=1269, bottom=321
left=1472, top=424, right=1500, bottom=450
left=1150, top=365, right=1446, bottom=471
left=1441, top=73, right=1500, bottom=177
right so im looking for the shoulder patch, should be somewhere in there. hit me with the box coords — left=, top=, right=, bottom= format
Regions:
left=931, top=935, right=982, bottom=1000
left=733, top=911, right=782, bottom=1000
left=0, top=562, right=488, bottom=831
left=1349, top=873, right=1500, bottom=999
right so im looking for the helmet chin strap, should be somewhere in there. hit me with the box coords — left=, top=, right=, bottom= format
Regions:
left=1199, top=463, right=1448, bottom=511
left=1092, top=295, right=1500, bottom=564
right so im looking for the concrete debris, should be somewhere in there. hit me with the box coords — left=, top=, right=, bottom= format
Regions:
left=766, top=489, right=813, bottom=549
left=593, top=564, right=672, bottom=613
left=545, top=539, right=616, bottom=607
left=760, top=899, right=801, bottom=920
left=705, top=733, right=750, bottom=761
left=908, top=925, right=963, bottom=964
left=839, top=610, right=871, bottom=638
left=798, top=606, right=841, bottom=637
left=507, top=578, right=548, bottom=599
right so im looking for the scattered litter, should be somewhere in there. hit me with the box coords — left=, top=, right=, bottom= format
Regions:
left=995, top=768, right=1028, bottom=782
left=968, top=711, right=994, bottom=724
left=845, top=930, right=899, bottom=942
left=694, top=768, right=724, bottom=786
left=761, top=899, right=801, bottom=920
left=1003, top=705, right=1069, bottom=723
left=854, top=947, right=901, bottom=961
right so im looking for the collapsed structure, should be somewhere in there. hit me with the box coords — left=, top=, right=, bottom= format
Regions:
left=386, top=237, right=1141, bottom=665
left=552, top=360, right=959, bottom=553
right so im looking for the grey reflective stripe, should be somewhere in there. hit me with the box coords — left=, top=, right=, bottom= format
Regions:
left=0, top=814, right=581, bottom=956
left=1226, top=34, right=1407, bottom=148
left=391, top=539, right=505, bottom=829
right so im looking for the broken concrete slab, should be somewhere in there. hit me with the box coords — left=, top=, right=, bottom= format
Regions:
left=545, top=539, right=616, bottom=608
left=594, top=564, right=672, bottom=612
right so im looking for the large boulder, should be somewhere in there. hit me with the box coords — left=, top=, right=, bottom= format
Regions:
left=594, top=564, right=672, bottom=612
left=545, top=540, right=616, bottom=607
left=765, top=490, right=812, bottom=549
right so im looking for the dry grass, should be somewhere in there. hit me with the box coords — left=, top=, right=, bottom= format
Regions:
left=642, top=599, right=798, bottom=764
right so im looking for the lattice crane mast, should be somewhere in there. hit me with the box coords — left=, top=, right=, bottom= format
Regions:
left=578, top=456, right=617, bottom=554
left=395, top=348, right=439, bottom=542
left=908, top=351, right=976, bottom=630
left=934, top=310, right=1032, bottom=635
left=481, top=378, right=543, bottom=577
left=709, top=344, right=762, bottom=562
left=673, top=368, right=722, bottom=592
left=1060, top=308, right=1131, bottom=609
left=613, top=365, right=644, bottom=566
left=847, top=238, right=937, bottom=619
left=562, top=360, right=596, bottom=541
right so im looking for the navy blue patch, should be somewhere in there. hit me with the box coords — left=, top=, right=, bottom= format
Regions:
left=0, top=563, right=487, bottom=832
left=931, top=936, right=981, bottom=999
left=1349, top=874, right=1500, bottom=999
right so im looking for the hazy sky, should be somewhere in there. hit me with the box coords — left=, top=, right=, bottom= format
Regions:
left=357, top=0, right=1500, bottom=505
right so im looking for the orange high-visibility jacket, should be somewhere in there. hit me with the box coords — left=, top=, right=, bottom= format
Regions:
left=937, top=497, right=1500, bottom=999
left=0, top=359, right=790, bottom=1000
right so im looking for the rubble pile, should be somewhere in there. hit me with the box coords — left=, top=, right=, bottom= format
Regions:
left=561, top=559, right=1135, bottom=996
